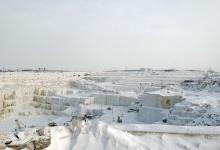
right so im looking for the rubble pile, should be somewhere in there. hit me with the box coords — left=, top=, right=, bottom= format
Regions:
left=3, top=128, right=51, bottom=150
left=166, top=103, right=215, bottom=126
left=181, top=74, right=220, bottom=91
left=190, top=113, right=220, bottom=126
left=0, top=134, right=9, bottom=149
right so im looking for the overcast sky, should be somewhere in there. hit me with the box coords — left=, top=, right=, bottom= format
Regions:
left=0, top=0, right=220, bottom=71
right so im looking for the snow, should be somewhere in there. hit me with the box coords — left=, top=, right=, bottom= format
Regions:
left=1, top=70, right=220, bottom=149
left=46, top=121, right=220, bottom=150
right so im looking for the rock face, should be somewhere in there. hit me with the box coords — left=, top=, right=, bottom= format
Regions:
left=33, top=136, right=51, bottom=150
left=139, top=93, right=183, bottom=109
left=3, top=126, right=51, bottom=149
left=5, top=136, right=51, bottom=150
left=0, top=134, right=8, bottom=149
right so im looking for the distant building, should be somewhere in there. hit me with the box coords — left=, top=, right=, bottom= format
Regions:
left=123, top=68, right=146, bottom=72
left=21, top=69, right=33, bottom=72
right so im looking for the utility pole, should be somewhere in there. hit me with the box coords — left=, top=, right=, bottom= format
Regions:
left=101, top=104, right=102, bottom=114
left=112, top=105, right=115, bottom=121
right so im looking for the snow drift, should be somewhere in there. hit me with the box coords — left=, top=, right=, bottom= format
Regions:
left=46, top=121, right=220, bottom=150
left=46, top=121, right=150, bottom=150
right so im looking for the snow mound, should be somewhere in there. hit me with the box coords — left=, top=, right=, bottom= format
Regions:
left=46, top=121, right=220, bottom=150
left=46, top=121, right=149, bottom=150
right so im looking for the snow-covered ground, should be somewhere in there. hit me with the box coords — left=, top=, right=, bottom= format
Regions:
left=46, top=121, right=220, bottom=150
left=0, top=70, right=220, bottom=149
